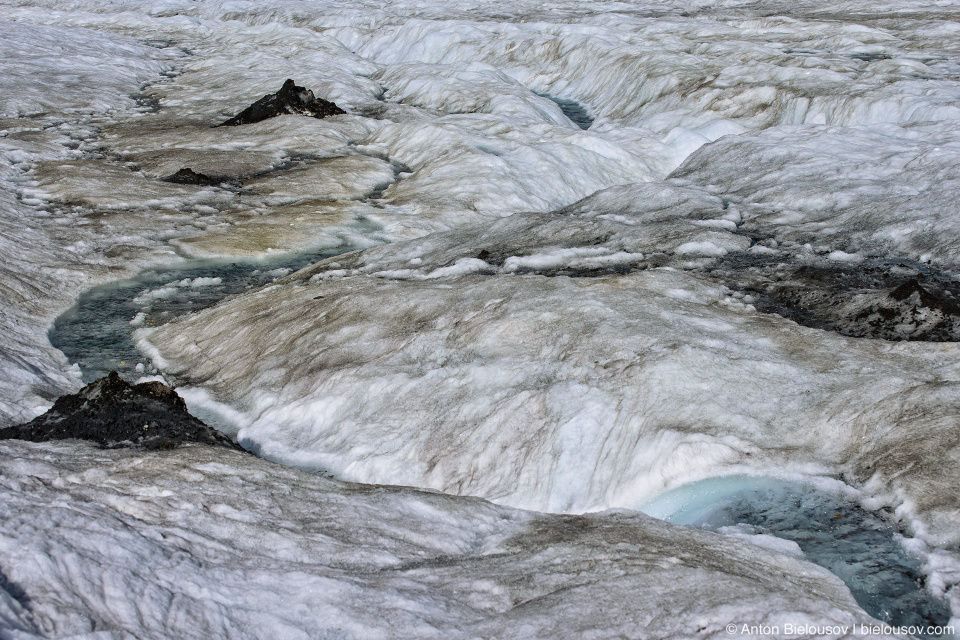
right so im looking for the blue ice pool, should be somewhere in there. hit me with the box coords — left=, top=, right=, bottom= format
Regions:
left=641, top=476, right=952, bottom=633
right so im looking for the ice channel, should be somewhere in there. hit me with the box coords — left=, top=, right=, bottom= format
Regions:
left=641, top=475, right=952, bottom=634
left=50, top=243, right=365, bottom=384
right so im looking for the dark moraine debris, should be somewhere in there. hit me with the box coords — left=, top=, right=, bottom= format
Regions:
left=218, top=78, right=346, bottom=127
left=888, top=277, right=960, bottom=313
left=162, top=167, right=224, bottom=186
left=710, top=255, right=960, bottom=341
left=0, top=372, right=242, bottom=450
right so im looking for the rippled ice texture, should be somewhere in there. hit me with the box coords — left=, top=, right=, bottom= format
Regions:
left=3, top=0, right=960, bottom=637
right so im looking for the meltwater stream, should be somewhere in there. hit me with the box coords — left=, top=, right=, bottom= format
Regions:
left=642, top=476, right=952, bottom=634
left=50, top=243, right=363, bottom=384
left=50, top=244, right=952, bottom=634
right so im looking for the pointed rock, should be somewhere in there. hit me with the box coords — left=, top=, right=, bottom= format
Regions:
left=162, top=167, right=223, bottom=186
left=218, top=79, right=346, bottom=127
left=0, top=372, right=243, bottom=450
left=889, top=278, right=960, bottom=315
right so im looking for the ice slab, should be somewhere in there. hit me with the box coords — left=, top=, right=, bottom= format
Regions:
left=0, top=440, right=902, bottom=640
left=137, top=192, right=960, bottom=545
left=671, top=123, right=960, bottom=269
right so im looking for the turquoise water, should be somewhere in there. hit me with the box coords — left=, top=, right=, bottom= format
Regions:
left=642, top=476, right=951, bottom=634
left=50, top=243, right=361, bottom=383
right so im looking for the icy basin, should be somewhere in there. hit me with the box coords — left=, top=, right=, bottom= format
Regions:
left=641, top=476, right=951, bottom=633
left=536, top=92, right=594, bottom=130
left=50, top=244, right=363, bottom=383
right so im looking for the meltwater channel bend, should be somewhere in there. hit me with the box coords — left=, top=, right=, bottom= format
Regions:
left=641, top=476, right=952, bottom=634
left=50, top=243, right=364, bottom=384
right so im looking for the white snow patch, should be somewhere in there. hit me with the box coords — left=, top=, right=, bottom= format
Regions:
left=132, top=286, right=178, bottom=305
left=716, top=525, right=806, bottom=559
left=178, top=277, right=222, bottom=287
left=827, top=250, right=864, bottom=263
left=674, top=241, right=728, bottom=257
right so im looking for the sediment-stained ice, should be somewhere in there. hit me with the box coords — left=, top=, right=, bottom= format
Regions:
left=137, top=189, right=960, bottom=539
left=671, top=123, right=960, bottom=267
left=139, top=182, right=960, bottom=626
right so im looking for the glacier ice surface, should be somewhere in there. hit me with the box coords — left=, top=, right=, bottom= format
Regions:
left=0, top=440, right=905, bottom=639
left=3, top=0, right=960, bottom=636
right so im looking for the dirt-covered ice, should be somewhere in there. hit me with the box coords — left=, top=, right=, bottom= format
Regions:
left=138, top=185, right=960, bottom=544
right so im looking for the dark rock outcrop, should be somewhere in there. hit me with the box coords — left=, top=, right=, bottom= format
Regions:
left=162, top=167, right=224, bottom=186
left=709, top=255, right=960, bottom=341
left=218, top=79, right=346, bottom=127
left=0, top=372, right=242, bottom=450
left=888, top=278, right=960, bottom=315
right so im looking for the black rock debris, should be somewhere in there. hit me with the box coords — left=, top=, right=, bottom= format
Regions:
left=162, top=167, right=225, bottom=186
left=218, top=78, right=346, bottom=127
left=0, top=372, right=243, bottom=450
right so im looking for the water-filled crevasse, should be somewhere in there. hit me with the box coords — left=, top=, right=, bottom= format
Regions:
left=51, top=243, right=362, bottom=383
left=642, top=476, right=951, bottom=634
left=535, top=92, right=594, bottom=129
